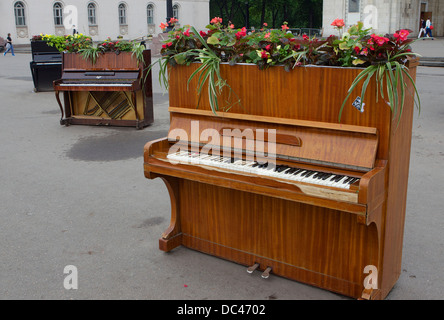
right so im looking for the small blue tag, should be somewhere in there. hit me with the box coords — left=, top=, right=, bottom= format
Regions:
left=352, top=96, right=365, bottom=113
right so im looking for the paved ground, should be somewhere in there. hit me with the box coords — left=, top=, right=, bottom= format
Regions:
left=0, top=43, right=443, bottom=300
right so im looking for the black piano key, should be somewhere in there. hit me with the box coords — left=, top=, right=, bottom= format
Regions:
left=333, top=175, right=344, bottom=182
left=343, top=177, right=353, bottom=184
left=305, top=171, right=316, bottom=178
left=322, top=174, right=333, bottom=180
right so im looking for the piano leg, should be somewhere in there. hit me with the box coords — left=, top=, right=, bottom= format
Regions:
left=55, top=90, right=66, bottom=125
left=157, top=176, right=183, bottom=252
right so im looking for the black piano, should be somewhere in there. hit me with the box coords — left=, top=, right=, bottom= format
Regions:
left=30, top=40, right=62, bottom=92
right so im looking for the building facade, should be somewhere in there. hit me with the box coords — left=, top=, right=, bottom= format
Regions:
left=323, top=0, right=443, bottom=37
left=0, top=0, right=210, bottom=45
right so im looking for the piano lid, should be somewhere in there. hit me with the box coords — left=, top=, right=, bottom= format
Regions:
left=32, top=53, right=62, bottom=63
left=167, top=110, right=379, bottom=171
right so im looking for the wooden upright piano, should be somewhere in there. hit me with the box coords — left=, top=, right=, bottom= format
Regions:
left=144, top=58, right=419, bottom=300
left=54, top=50, right=153, bottom=129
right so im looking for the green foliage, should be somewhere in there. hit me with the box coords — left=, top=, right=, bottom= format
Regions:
left=38, top=34, right=145, bottom=65
left=210, top=0, right=323, bottom=29
left=151, top=19, right=421, bottom=121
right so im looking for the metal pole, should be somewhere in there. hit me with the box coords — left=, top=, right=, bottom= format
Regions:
left=166, top=0, right=173, bottom=32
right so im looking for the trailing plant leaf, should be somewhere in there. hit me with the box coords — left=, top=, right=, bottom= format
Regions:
left=79, top=47, right=101, bottom=65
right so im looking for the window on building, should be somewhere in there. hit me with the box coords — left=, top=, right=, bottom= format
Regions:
left=14, top=1, right=26, bottom=26
left=173, top=4, right=179, bottom=21
left=349, top=0, right=360, bottom=13
left=88, top=3, right=97, bottom=25
left=119, top=3, right=127, bottom=25
left=53, top=2, right=63, bottom=26
left=147, top=4, right=154, bottom=24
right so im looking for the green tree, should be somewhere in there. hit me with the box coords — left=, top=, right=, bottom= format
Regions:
left=209, top=0, right=323, bottom=29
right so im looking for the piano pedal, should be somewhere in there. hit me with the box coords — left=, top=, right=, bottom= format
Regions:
left=261, top=267, right=272, bottom=279
left=247, top=263, right=260, bottom=274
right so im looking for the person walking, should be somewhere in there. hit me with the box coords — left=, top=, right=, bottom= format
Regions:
left=418, top=19, right=426, bottom=38
left=3, top=33, right=15, bottom=56
left=425, top=19, right=434, bottom=40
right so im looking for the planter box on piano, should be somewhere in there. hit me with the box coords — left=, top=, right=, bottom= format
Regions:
left=143, top=58, right=420, bottom=300
left=53, top=50, right=154, bottom=129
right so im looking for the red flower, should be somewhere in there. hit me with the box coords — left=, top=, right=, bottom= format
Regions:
left=354, top=46, right=361, bottom=54
left=161, top=42, right=173, bottom=49
left=331, top=19, right=345, bottom=28
left=260, top=50, right=269, bottom=59
left=302, top=34, right=309, bottom=41
left=265, top=44, right=272, bottom=51
left=282, top=24, right=289, bottom=31
left=199, top=31, right=207, bottom=37
left=235, top=27, right=247, bottom=40
left=183, top=28, right=191, bottom=37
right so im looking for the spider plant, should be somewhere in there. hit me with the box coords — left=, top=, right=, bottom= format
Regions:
left=339, top=51, right=421, bottom=127
left=145, top=26, right=240, bottom=114
left=79, top=46, right=101, bottom=65
left=131, top=42, right=146, bottom=65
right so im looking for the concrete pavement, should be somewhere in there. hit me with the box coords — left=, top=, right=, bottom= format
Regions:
left=0, top=51, right=443, bottom=300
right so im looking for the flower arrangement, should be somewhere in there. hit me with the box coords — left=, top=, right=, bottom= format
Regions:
left=37, top=33, right=93, bottom=53
left=150, top=18, right=421, bottom=121
left=32, top=34, right=145, bottom=65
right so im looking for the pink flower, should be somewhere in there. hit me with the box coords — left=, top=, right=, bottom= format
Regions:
left=265, top=44, right=272, bottom=51
left=264, top=32, right=271, bottom=39
left=394, top=29, right=410, bottom=42
left=210, top=17, right=223, bottom=25
left=361, top=48, right=369, bottom=56
left=229, top=24, right=235, bottom=29
left=159, top=22, right=168, bottom=31
left=263, top=22, right=268, bottom=27
left=282, top=24, right=289, bottom=31
left=371, top=34, right=390, bottom=46
left=331, top=19, right=345, bottom=28
left=169, top=18, right=178, bottom=25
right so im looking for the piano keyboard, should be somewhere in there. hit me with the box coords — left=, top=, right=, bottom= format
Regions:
left=167, top=151, right=360, bottom=190
left=59, top=83, right=133, bottom=87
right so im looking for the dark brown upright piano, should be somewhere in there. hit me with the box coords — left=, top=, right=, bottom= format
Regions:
left=144, top=58, right=420, bottom=300
left=54, top=50, right=153, bottom=129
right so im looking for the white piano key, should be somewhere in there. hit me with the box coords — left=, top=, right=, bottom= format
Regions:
left=167, top=152, right=359, bottom=190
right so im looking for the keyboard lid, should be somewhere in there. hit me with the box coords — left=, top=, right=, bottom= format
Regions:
left=168, top=110, right=379, bottom=172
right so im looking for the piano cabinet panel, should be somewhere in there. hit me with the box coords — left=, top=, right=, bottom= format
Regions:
left=60, top=90, right=153, bottom=129
left=161, top=179, right=381, bottom=299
